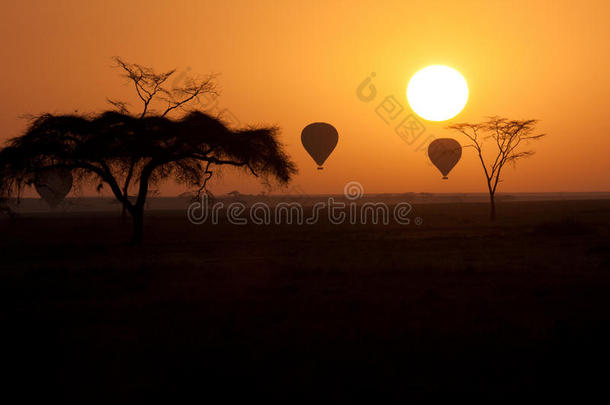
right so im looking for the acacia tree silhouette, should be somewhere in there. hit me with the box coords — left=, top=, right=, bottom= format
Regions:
left=448, top=117, right=545, bottom=220
left=109, top=57, right=218, bottom=220
left=0, top=60, right=297, bottom=243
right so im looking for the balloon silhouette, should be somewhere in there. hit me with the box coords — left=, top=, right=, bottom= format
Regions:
left=34, top=168, right=73, bottom=208
left=428, top=138, right=462, bottom=179
left=301, top=122, right=338, bottom=170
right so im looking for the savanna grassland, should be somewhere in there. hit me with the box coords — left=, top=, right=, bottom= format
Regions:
left=2, top=199, right=610, bottom=401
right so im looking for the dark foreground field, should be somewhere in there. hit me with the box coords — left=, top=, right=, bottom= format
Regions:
left=2, top=199, right=610, bottom=401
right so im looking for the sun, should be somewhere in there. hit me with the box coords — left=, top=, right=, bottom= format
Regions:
left=407, top=65, right=468, bottom=121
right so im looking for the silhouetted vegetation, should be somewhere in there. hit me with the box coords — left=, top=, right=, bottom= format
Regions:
left=0, top=59, right=297, bottom=243
left=448, top=117, right=546, bottom=220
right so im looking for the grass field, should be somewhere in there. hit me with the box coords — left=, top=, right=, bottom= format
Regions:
left=3, top=198, right=610, bottom=401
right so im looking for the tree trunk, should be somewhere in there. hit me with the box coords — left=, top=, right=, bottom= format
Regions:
left=128, top=160, right=154, bottom=245
left=122, top=162, right=135, bottom=223
left=131, top=207, right=144, bottom=244
left=489, top=192, right=496, bottom=221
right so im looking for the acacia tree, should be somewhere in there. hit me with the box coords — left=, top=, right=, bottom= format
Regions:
left=108, top=57, right=218, bottom=219
left=0, top=61, right=296, bottom=243
left=448, top=117, right=545, bottom=220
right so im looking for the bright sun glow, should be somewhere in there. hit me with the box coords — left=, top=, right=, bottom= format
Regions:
left=407, top=65, right=469, bottom=121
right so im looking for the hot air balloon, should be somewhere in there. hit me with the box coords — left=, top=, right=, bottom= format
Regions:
left=428, top=138, right=462, bottom=179
left=301, top=122, right=338, bottom=170
left=34, top=168, right=73, bottom=208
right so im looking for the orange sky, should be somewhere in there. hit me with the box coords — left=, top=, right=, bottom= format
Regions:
left=1, top=0, right=609, bottom=196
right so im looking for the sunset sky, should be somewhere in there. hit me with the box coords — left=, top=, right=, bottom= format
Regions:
left=1, top=0, right=609, bottom=195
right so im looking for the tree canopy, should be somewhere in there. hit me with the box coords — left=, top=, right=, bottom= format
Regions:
left=0, top=109, right=297, bottom=242
left=448, top=116, right=545, bottom=220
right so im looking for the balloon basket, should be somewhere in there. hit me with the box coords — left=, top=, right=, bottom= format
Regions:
left=442, top=176, right=448, bottom=180
left=317, top=167, right=324, bottom=170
